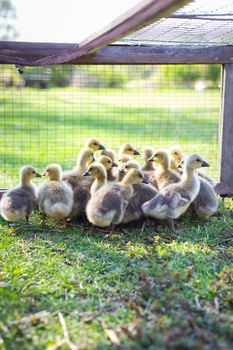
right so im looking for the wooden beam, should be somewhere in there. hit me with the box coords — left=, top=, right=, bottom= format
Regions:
left=218, top=64, right=233, bottom=195
left=169, top=14, right=233, bottom=21
left=71, top=45, right=233, bottom=65
left=214, top=182, right=233, bottom=196
left=35, top=0, right=191, bottom=65
left=1, top=43, right=233, bottom=65
left=0, top=41, right=75, bottom=65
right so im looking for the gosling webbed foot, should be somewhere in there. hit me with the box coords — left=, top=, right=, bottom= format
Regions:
left=168, top=218, right=185, bottom=233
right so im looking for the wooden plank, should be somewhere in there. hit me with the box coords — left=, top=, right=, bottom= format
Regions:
left=36, top=0, right=191, bottom=65
left=71, top=45, right=233, bottom=65
left=218, top=64, right=233, bottom=195
left=214, top=182, right=233, bottom=196
left=169, top=14, right=233, bottom=21
left=1, top=43, right=233, bottom=65
left=0, top=41, right=76, bottom=65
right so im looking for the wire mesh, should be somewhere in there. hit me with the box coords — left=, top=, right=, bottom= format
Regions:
left=120, top=0, right=233, bottom=47
left=0, top=64, right=220, bottom=187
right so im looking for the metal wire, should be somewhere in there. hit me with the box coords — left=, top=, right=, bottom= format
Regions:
left=120, top=0, right=233, bottom=47
left=0, top=64, right=220, bottom=187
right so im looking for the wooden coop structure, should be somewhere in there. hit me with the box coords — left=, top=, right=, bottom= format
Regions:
left=0, top=0, right=233, bottom=196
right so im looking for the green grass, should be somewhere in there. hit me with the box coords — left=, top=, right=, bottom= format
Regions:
left=0, top=198, right=233, bottom=350
left=0, top=85, right=231, bottom=349
left=0, top=86, right=220, bottom=186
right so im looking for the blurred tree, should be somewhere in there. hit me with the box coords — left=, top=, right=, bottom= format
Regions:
left=158, top=65, right=220, bottom=88
left=49, top=66, right=75, bottom=87
left=0, top=0, right=18, bottom=40
left=206, top=65, right=220, bottom=84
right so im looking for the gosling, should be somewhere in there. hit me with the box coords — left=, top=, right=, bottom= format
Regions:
left=118, top=143, right=140, bottom=158
left=142, top=154, right=209, bottom=232
left=141, top=147, right=157, bottom=188
left=86, top=168, right=146, bottom=231
left=0, top=166, right=41, bottom=223
left=168, top=145, right=184, bottom=174
left=148, top=149, right=180, bottom=190
left=84, top=137, right=105, bottom=151
left=97, top=155, right=117, bottom=182
left=121, top=160, right=158, bottom=224
left=83, top=162, right=107, bottom=196
left=38, top=164, right=73, bottom=224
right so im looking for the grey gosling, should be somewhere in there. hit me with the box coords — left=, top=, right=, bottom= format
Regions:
left=121, top=160, right=158, bottom=224
left=0, top=166, right=41, bottom=223
left=170, top=149, right=217, bottom=219
left=169, top=145, right=215, bottom=186
left=97, top=155, right=117, bottom=182
left=86, top=168, right=145, bottom=231
left=84, top=137, right=105, bottom=151
left=118, top=143, right=140, bottom=158
left=116, top=155, right=133, bottom=182
left=38, top=164, right=73, bottom=225
left=62, top=147, right=95, bottom=218
left=142, top=154, right=209, bottom=232
left=193, top=178, right=218, bottom=219
left=148, top=149, right=180, bottom=190
left=168, top=145, right=184, bottom=174
left=141, top=147, right=157, bottom=188
left=83, top=162, right=107, bottom=196
left=101, top=148, right=116, bottom=162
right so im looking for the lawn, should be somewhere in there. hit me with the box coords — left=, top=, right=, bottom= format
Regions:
left=0, top=199, right=232, bottom=349
left=0, top=86, right=219, bottom=187
left=0, top=86, right=232, bottom=349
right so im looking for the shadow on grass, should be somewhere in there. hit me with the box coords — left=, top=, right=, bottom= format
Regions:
left=0, top=202, right=232, bottom=349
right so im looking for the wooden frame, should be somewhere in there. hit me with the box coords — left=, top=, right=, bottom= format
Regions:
left=35, top=0, right=190, bottom=65
left=1, top=43, right=233, bottom=66
left=215, top=64, right=233, bottom=195
left=0, top=0, right=232, bottom=196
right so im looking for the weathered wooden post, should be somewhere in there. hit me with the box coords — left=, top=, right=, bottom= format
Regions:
left=215, top=64, right=233, bottom=195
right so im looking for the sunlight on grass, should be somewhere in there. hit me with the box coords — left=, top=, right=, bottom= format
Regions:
left=0, top=196, right=232, bottom=349
left=0, top=87, right=220, bottom=187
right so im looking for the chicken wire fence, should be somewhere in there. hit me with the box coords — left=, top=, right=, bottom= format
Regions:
left=0, top=64, right=220, bottom=187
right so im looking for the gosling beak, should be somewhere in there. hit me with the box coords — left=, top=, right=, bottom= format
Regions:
left=201, top=161, right=209, bottom=167
left=112, top=162, right=118, bottom=167
left=142, top=178, right=148, bottom=184
left=177, top=164, right=183, bottom=169
left=148, top=156, right=154, bottom=162
left=98, top=144, right=105, bottom=150
left=82, top=171, right=89, bottom=176
left=133, top=149, right=140, bottom=155
left=92, top=157, right=95, bottom=162
left=36, top=172, right=42, bottom=177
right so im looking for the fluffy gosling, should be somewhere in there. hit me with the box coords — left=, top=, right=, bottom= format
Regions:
left=0, top=166, right=41, bottom=223
left=38, top=164, right=73, bottom=224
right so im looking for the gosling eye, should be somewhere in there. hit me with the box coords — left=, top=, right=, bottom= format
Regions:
left=93, top=142, right=97, bottom=146
left=32, top=170, right=36, bottom=174
left=128, top=148, right=132, bottom=151
left=196, top=159, right=201, bottom=162
left=125, top=166, right=128, bottom=169
left=174, top=152, right=178, bottom=155
left=107, top=160, right=111, bottom=163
